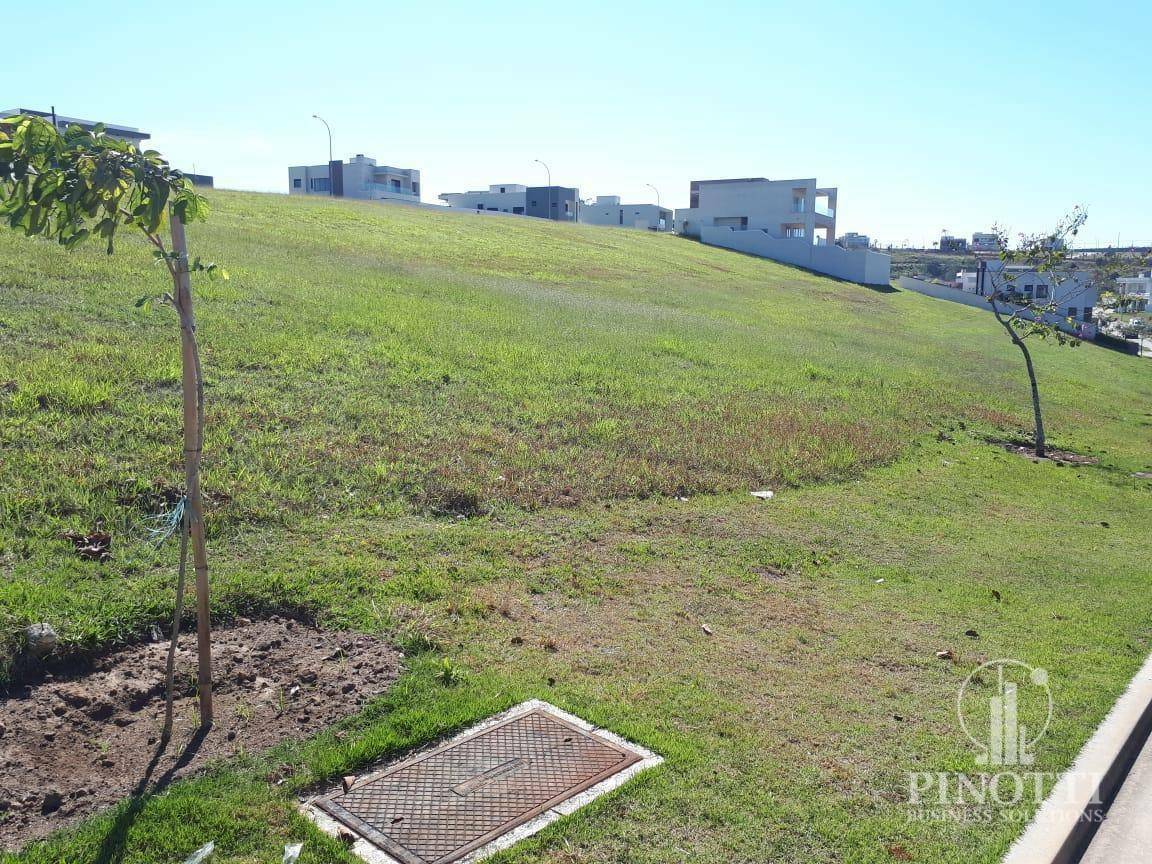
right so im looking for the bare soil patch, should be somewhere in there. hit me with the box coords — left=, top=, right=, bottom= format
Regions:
left=0, top=617, right=400, bottom=849
left=989, top=437, right=1099, bottom=465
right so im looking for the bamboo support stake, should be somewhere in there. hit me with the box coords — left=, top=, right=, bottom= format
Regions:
left=170, top=211, right=214, bottom=727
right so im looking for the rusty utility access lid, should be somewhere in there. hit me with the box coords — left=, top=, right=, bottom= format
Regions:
left=314, top=707, right=645, bottom=864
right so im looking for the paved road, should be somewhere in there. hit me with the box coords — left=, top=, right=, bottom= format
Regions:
left=1080, top=731, right=1152, bottom=864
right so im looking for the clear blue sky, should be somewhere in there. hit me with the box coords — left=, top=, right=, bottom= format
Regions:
left=9, top=0, right=1150, bottom=247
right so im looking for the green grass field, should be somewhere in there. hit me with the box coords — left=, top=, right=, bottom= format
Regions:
left=1, top=191, right=1150, bottom=863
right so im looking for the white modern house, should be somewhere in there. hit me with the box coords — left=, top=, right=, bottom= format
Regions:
left=439, top=183, right=580, bottom=221
left=898, top=261, right=1100, bottom=338
left=955, top=262, right=1098, bottom=321
left=1, top=107, right=150, bottom=148
left=439, top=183, right=527, bottom=214
left=288, top=154, right=420, bottom=202
left=675, top=177, right=890, bottom=285
left=578, top=196, right=673, bottom=231
left=1117, top=271, right=1151, bottom=311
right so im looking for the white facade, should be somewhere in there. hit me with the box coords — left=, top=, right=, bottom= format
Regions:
left=288, top=155, right=420, bottom=201
left=676, top=177, right=838, bottom=244
left=1117, top=271, right=1151, bottom=311
left=675, top=177, right=890, bottom=286
left=578, top=196, right=673, bottom=231
left=439, top=184, right=527, bottom=214
left=956, top=262, right=1099, bottom=321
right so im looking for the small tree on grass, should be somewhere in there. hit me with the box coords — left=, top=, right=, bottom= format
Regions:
left=0, top=115, right=224, bottom=732
left=985, top=209, right=1093, bottom=459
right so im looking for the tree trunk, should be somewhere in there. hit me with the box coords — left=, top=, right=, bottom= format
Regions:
left=991, top=300, right=1047, bottom=458
left=1018, top=340, right=1046, bottom=458
left=170, top=212, right=214, bottom=727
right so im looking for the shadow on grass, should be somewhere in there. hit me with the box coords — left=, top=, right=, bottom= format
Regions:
left=94, top=725, right=210, bottom=864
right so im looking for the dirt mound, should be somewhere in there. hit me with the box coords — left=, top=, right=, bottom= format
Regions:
left=0, top=617, right=400, bottom=849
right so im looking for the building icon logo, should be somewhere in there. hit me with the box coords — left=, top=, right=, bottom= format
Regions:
left=957, top=660, right=1052, bottom=767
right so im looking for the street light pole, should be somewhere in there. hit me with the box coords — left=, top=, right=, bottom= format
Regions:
left=646, top=183, right=664, bottom=230
left=312, top=114, right=333, bottom=196
left=534, top=158, right=552, bottom=221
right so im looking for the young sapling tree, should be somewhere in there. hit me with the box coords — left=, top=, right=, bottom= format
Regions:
left=0, top=114, right=225, bottom=731
left=984, top=209, right=1093, bottom=458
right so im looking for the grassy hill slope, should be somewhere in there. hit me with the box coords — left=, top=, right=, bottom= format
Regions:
left=1, top=191, right=1150, bottom=863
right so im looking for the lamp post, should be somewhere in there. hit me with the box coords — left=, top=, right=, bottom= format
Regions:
left=312, top=114, right=333, bottom=196
left=646, top=183, right=664, bottom=230
left=534, top=158, right=552, bottom=221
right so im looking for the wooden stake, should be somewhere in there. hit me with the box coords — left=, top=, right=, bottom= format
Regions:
left=170, top=211, right=214, bottom=727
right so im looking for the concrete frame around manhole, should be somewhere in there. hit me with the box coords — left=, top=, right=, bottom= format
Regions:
left=302, top=700, right=663, bottom=864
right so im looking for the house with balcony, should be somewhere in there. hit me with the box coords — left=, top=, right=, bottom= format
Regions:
left=1116, top=271, right=1151, bottom=311
left=674, top=177, right=890, bottom=285
left=288, top=154, right=420, bottom=202
left=578, top=196, right=673, bottom=231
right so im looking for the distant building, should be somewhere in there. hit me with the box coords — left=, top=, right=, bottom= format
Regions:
left=185, top=174, right=214, bottom=188
left=579, top=196, right=673, bottom=231
left=971, top=232, right=1000, bottom=253
left=940, top=235, right=967, bottom=253
left=439, top=183, right=527, bottom=214
left=288, top=154, right=420, bottom=201
left=1, top=107, right=150, bottom=148
left=1117, top=271, right=1151, bottom=311
left=525, top=186, right=579, bottom=222
left=838, top=232, right=870, bottom=250
left=674, top=177, right=890, bottom=286
left=438, top=183, right=580, bottom=221
left=957, top=262, right=1098, bottom=322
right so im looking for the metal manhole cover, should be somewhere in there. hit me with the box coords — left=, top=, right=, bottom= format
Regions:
left=314, top=707, right=646, bottom=864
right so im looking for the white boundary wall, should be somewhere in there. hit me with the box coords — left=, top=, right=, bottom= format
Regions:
left=700, top=226, right=891, bottom=286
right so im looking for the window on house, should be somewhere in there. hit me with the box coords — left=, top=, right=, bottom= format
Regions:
left=1083, top=307, right=1093, bottom=322
left=499, top=187, right=506, bottom=193
left=412, top=182, right=420, bottom=195
left=513, top=206, right=524, bottom=214
left=1035, top=285, right=1049, bottom=299
left=293, top=178, right=302, bottom=188
left=564, top=202, right=570, bottom=213
left=530, top=200, right=537, bottom=207
left=1067, top=307, right=1077, bottom=319
left=784, top=226, right=806, bottom=238
left=309, top=177, right=330, bottom=192
left=792, top=196, right=806, bottom=213
left=1023, top=284, right=1034, bottom=298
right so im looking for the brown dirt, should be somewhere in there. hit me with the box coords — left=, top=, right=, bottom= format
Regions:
left=990, top=438, right=1099, bottom=465
left=0, top=617, right=400, bottom=849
